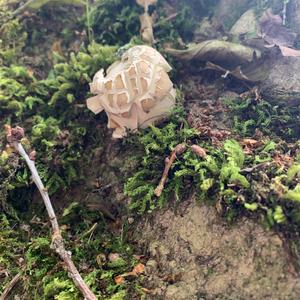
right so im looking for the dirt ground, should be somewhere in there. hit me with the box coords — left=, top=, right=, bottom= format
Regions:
left=136, top=199, right=300, bottom=300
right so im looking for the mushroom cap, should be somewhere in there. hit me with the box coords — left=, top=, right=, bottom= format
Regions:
left=86, top=45, right=175, bottom=138
left=136, top=0, right=157, bottom=8
left=122, top=45, right=172, bottom=72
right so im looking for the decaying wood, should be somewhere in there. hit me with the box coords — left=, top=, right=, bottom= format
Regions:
left=154, top=143, right=186, bottom=197
left=0, top=273, right=22, bottom=300
left=5, top=126, right=97, bottom=300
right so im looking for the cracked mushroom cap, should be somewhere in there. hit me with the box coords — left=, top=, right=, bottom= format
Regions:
left=121, top=45, right=172, bottom=72
left=86, top=45, right=175, bottom=138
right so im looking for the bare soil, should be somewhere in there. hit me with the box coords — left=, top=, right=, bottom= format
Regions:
left=136, top=199, right=300, bottom=300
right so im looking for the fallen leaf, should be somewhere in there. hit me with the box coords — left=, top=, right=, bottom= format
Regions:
left=241, top=138, right=260, bottom=147
left=114, top=275, right=125, bottom=285
left=133, top=254, right=145, bottom=260
left=259, top=9, right=297, bottom=47
left=191, top=145, right=207, bottom=158
left=133, top=263, right=145, bottom=275
left=141, top=287, right=155, bottom=294
left=279, top=46, right=300, bottom=57
left=162, top=273, right=182, bottom=283
left=273, top=152, right=294, bottom=167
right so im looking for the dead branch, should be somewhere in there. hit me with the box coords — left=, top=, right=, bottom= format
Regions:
left=240, top=162, right=272, bottom=173
left=5, top=126, right=97, bottom=300
left=0, top=274, right=22, bottom=300
left=154, top=143, right=186, bottom=197
left=11, top=0, right=36, bottom=17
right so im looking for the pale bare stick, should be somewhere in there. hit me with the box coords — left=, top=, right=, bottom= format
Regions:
left=11, top=0, right=37, bottom=17
left=154, top=143, right=186, bottom=197
left=0, top=273, right=22, bottom=300
left=5, top=126, right=97, bottom=300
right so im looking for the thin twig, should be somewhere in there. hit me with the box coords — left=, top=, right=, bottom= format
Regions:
left=282, top=1, right=287, bottom=25
left=154, top=143, right=186, bottom=197
left=5, top=126, right=97, bottom=300
left=241, top=162, right=272, bottom=173
left=11, top=0, right=37, bottom=17
left=0, top=273, right=22, bottom=300
left=153, top=13, right=178, bottom=28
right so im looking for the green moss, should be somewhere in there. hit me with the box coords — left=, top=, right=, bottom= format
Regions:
left=223, top=96, right=300, bottom=140
left=0, top=42, right=117, bottom=205
left=284, top=185, right=300, bottom=202
left=124, top=114, right=300, bottom=232
left=0, top=202, right=137, bottom=299
left=124, top=107, right=198, bottom=213
left=88, top=0, right=141, bottom=45
left=0, top=14, right=27, bottom=64
left=287, top=164, right=300, bottom=183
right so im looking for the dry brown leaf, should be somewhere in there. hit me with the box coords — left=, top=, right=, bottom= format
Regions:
left=51, top=39, right=63, bottom=56
left=114, top=275, right=125, bottom=285
left=161, top=273, right=182, bottom=283
left=140, top=287, right=155, bottom=294
left=132, top=263, right=145, bottom=275
left=115, top=263, right=146, bottom=282
left=273, top=152, right=294, bottom=167
left=279, top=46, right=300, bottom=57
left=241, top=138, right=262, bottom=154
left=133, top=255, right=145, bottom=260
left=241, top=138, right=259, bottom=145
left=259, top=9, right=296, bottom=48
left=27, top=67, right=34, bottom=77
left=190, top=145, right=207, bottom=158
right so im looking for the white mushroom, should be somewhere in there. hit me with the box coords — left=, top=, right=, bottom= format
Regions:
left=86, top=45, right=176, bottom=138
